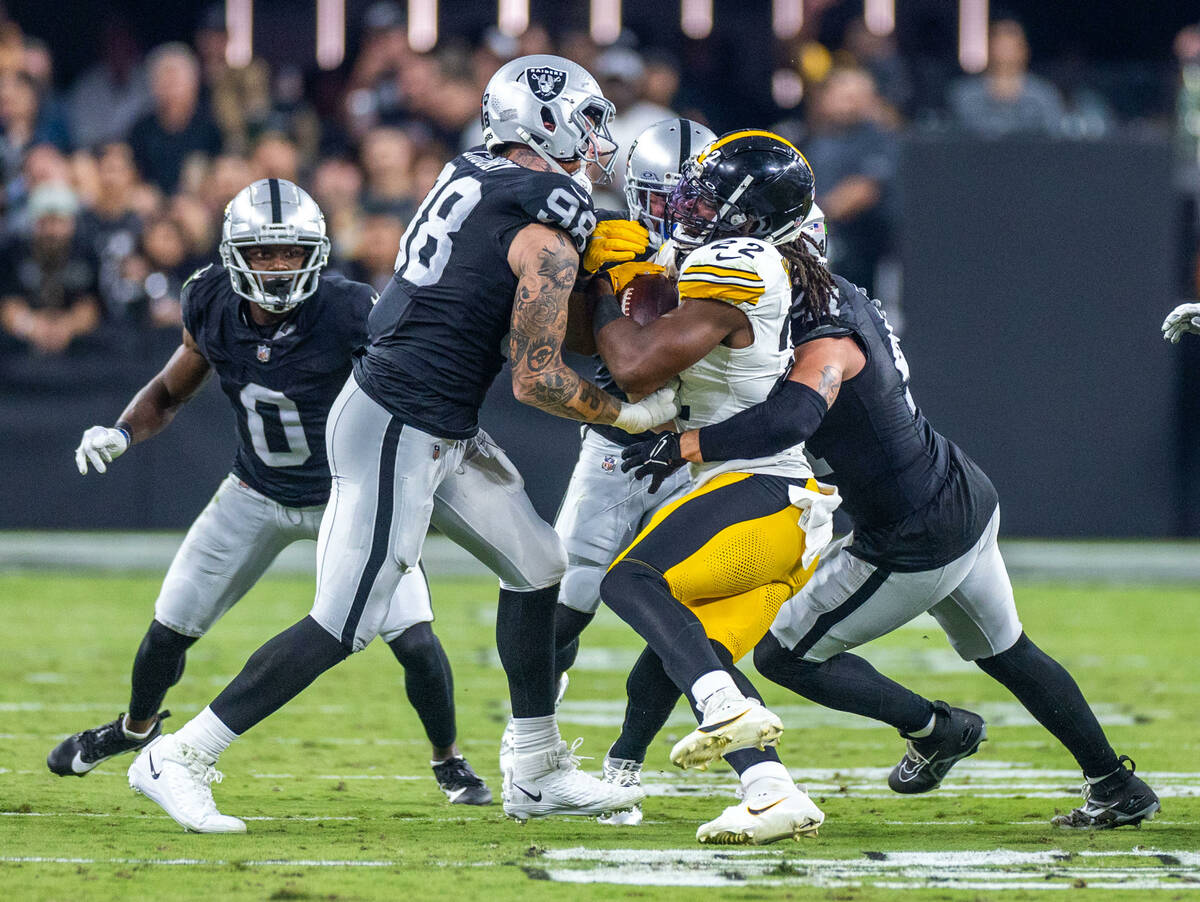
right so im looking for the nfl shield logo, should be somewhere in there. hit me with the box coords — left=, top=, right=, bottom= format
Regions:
left=525, top=66, right=567, bottom=101
left=601, top=455, right=616, bottom=473
left=256, top=343, right=271, bottom=362
left=432, top=443, right=441, bottom=461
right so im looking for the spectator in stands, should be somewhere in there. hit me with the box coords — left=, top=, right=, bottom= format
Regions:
left=167, top=192, right=218, bottom=261
left=4, top=142, right=69, bottom=233
left=0, top=72, right=63, bottom=187
left=68, top=20, right=151, bottom=149
left=843, top=16, right=913, bottom=120
left=115, top=215, right=197, bottom=328
left=342, top=211, right=405, bottom=293
left=344, top=1, right=410, bottom=138
left=596, top=46, right=673, bottom=204
left=0, top=183, right=101, bottom=354
left=77, top=143, right=144, bottom=315
left=797, top=67, right=898, bottom=294
left=949, top=18, right=1065, bottom=137
left=250, top=132, right=301, bottom=182
left=21, top=37, right=71, bottom=150
left=359, top=126, right=417, bottom=220
left=127, top=44, right=222, bottom=194
left=312, top=155, right=365, bottom=261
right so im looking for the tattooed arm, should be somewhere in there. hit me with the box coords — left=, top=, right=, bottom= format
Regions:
left=506, top=223, right=629, bottom=424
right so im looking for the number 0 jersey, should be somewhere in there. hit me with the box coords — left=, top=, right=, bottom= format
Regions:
left=181, top=263, right=375, bottom=507
left=794, top=275, right=998, bottom=571
left=354, top=148, right=596, bottom=438
left=674, top=236, right=812, bottom=487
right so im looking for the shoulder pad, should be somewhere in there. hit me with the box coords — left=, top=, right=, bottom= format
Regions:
left=180, top=263, right=218, bottom=330
left=518, top=172, right=596, bottom=253
left=677, top=238, right=775, bottom=306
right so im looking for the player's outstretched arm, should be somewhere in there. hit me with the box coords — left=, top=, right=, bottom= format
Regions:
left=75, top=329, right=212, bottom=475
left=507, top=223, right=677, bottom=433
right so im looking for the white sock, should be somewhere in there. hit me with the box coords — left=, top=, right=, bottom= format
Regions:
left=907, top=711, right=938, bottom=739
left=739, top=761, right=792, bottom=791
left=174, top=707, right=239, bottom=764
left=121, top=715, right=155, bottom=740
left=511, top=714, right=559, bottom=756
left=691, top=670, right=738, bottom=710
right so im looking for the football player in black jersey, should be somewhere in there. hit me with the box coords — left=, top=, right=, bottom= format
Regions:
left=620, top=210, right=1161, bottom=831
left=129, top=56, right=677, bottom=831
left=58, top=178, right=491, bottom=819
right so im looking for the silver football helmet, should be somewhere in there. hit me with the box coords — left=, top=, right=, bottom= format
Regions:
left=624, top=118, right=716, bottom=240
left=481, top=54, right=618, bottom=184
left=219, top=178, right=331, bottom=313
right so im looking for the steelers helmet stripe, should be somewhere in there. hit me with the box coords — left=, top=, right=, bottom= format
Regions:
left=698, top=129, right=808, bottom=167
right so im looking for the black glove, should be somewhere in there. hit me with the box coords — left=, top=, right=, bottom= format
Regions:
left=621, top=431, right=687, bottom=494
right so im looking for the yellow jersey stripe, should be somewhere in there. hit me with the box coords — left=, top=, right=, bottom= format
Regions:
left=683, top=264, right=765, bottom=282
left=678, top=280, right=763, bottom=304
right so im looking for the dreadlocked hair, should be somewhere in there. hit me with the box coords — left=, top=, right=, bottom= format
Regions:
left=778, top=232, right=836, bottom=322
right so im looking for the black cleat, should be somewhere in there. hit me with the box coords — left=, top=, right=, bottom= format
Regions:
left=1052, top=756, right=1161, bottom=829
left=47, top=711, right=169, bottom=777
left=433, top=756, right=492, bottom=805
left=888, top=700, right=986, bottom=794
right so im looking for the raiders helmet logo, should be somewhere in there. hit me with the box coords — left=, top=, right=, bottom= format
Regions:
left=256, top=343, right=271, bottom=362
left=525, top=66, right=567, bottom=101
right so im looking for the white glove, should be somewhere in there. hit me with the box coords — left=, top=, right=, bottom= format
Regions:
left=789, top=482, right=842, bottom=570
left=1162, top=303, right=1200, bottom=343
left=75, top=425, right=130, bottom=475
left=611, top=387, right=680, bottom=434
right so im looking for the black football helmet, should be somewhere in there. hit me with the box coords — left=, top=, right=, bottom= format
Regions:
left=666, top=130, right=815, bottom=248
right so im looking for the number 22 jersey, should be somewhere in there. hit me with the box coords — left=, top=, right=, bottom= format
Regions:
left=181, top=263, right=376, bottom=507
left=353, top=148, right=596, bottom=439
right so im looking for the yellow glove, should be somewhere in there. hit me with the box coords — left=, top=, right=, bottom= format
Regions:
left=582, top=219, right=650, bottom=273
left=603, top=261, right=667, bottom=294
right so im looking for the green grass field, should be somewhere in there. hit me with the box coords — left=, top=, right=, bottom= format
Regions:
left=1, top=568, right=1197, bottom=900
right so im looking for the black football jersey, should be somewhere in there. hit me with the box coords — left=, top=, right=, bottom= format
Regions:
left=182, top=264, right=374, bottom=507
left=354, top=148, right=596, bottom=438
left=794, top=275, right=998, bottom=571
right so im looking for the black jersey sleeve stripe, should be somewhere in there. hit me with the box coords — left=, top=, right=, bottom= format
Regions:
left=340, top=417, right=404, bottom=648
left=791, top=566, right=892, bottom=659
left=268, top=178, right=282, bottom=223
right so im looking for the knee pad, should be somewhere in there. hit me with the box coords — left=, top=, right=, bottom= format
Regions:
left=558, top=559, right=606, bottom=614
left=599, top=559, right=668, bottom=615
left=386, top=621, right=439, bottom=666
left=753, top=632, right=815, bottom=682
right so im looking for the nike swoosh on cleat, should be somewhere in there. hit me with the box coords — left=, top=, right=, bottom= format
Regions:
left=895, top=760, right=923, bottom=782
left=697, top=711, right=747, bottom=734
left=446, top=787, right=467, bottom=803
left=70, top=751, right=91, bottom=774
left=746, top=798, right=786, bottom=816
left=513, top=783, right=542, bottom=802
left=148, top=751, right=162, bottom=780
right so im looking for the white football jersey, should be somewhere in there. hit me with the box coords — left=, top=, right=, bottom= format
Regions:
left=672, top=236, right=813, bottom=486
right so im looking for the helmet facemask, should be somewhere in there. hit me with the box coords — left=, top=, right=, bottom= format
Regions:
left=221, top=236, right=331, bottom=314
left=666, top=171, right=758, bottom=248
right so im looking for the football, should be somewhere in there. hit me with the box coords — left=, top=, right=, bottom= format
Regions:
left=619, top=272, right=678, bottom=325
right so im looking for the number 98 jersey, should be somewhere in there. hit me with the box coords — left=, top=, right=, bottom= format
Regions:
left=354, top=148, right=596, bottom=439
left=181, top=263, right=376, bottom=507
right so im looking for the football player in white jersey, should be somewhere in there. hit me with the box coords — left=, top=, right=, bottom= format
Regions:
left=590, top=131, right=841, bottom=843
left=548, top=118, right=715, bottom=724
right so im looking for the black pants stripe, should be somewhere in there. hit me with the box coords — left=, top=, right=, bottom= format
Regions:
left=791, top=567, right=891, bottom=659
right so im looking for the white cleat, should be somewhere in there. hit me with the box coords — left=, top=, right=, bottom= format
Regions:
left=499, top=673, right=569, bottom=776
left=502, top=738, right=645, bottom=822
left=670, top=689, right=783, bottom=771
left=597, top=756, right=644, bottom=826
left=697, top=779, right=824, bottom=845
left=128, top=735, right=246, bottom=834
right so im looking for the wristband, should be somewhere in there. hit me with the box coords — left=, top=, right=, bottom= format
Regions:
left=592, top=293, right=624, bottom=334
left=114, top=421, right=133, bottom=447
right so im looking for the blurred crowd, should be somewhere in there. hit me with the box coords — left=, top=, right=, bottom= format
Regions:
left=0, top=1, right=1197, bottom=359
